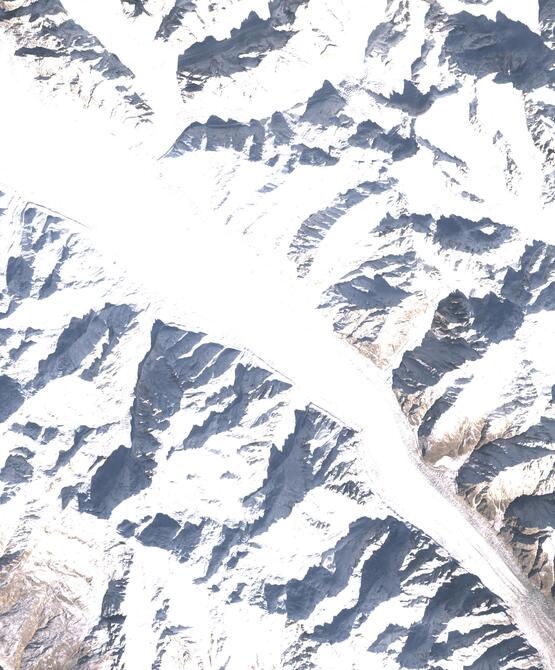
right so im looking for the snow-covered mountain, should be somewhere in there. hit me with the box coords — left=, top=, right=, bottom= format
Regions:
left=1, top=0, right=555, bottom=668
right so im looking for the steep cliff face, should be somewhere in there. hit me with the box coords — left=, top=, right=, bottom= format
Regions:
left=1, top=0, right=555, bottom=667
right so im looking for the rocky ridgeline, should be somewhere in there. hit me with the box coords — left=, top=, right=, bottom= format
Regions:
left=0, top=190, right=544, bottom=668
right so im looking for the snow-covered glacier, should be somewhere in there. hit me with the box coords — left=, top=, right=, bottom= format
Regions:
left=0, top=1, right=555, bottom=668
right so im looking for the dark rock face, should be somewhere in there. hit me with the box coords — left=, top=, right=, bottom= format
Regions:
left=397, top=574, right=530, bottom=670
left=39, top=245, right=70, bottom=300
left=501, top=475, right=555, bottom=596
left=501, top=241, right=555, bottom=312
left=268, top=0, right=310, bottom=27
left=348, top=119, right=383, bottom=148
left=317, top=202, right=555, bottom=601
left=320, top=210, right=526, bottom=370
left=269, top=111, right=293, bottom=145
left=389, top=287, right=526, bottom=457
left=372, top=128, right=419, bottom=161
left=34, top=304, right=136, bottom=388
left=137, top=513, right=204, bottom=562
left=417, top=383, right=465, bottom=451
left=434, top=215, right=512, bottom=253
left=270, top=514, right=537, bottom=670
left=265, top=517, right=383, bottom=619
left=0, top=453, right=33, bottom=485
left=297, top=144, right=338, bottom=166
left=182, top=363, right=291, bottom=451
left=131, top=320, right=240, bottom=457
left=320, top=202, right=554, bottom=607
left=177, top=12, right=294, bottom=93
left=167, top=115, right=265, bottom=158
left=165, top=104, right=348, bottom=170
left=505, top=492, right=555, bottom=531
left=393, top=290, right=522, bottom=397
left=176, top=0, right=309, bottom=92
left=0, top=375, right=24, bottom=423
left=301, top=80, right=346, bottom=126
left=347, top=121, right=419, bottom=160
left=116, top=519, right=138, bottom=538
left=11, top=16, right=133, bottom=80
left=12, top=421, right=42, bottom=440
left=247, top=408, right=355, bottom=535
left=155, top=0, right=196, bottom=41
left=309, top=518, right=415, bottom=644
left=462, top=421, right=554, bottom=534
left=458, top=419, right=555, bottom=498
left=322, top=250, right=420, bottom=347
left=5, top=256, right=33, bottom=299
left=166, top=78, right=363, bottom=170
left=443, top=12, right=555, bottom=91
left=78, top=445, right=153, bottom=519
left=137, top=513, right=180, bottom=546
left=74, top=320, right=246, bottom=518
left=332, top=274, right=409, bottom=312
left=380, top=80, right=446, bottom=116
